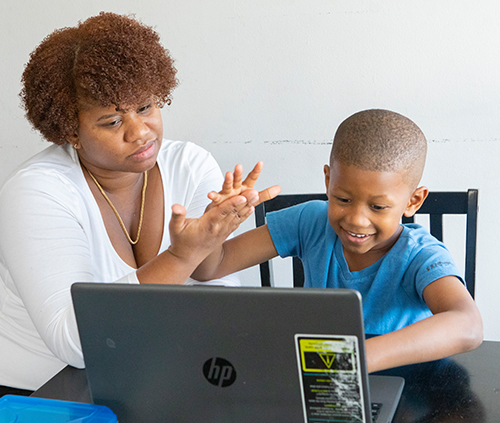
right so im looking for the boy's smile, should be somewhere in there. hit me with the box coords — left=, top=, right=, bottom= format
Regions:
left=324, top=160, right=427, bottom=271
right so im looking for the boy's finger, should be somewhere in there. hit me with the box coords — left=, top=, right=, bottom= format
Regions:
left=207, top=191, right=223, bottom=206
left=233, top=164, right=243, bottom=190
left=241, top=161, right=263, bottom=189
left=257, top=185, right=282, bottom=205
left=220, top=171, right=234, bottom=194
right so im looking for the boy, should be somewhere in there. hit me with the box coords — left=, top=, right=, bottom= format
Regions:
left=192, top=109, right=483, bottom=373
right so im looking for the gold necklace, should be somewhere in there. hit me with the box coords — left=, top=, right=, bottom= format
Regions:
left=85, top=167, right=148, bottom=245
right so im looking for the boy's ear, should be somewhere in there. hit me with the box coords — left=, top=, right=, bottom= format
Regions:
left=404, top=186, right=429, bottom=217
left=324, top=164, right=330, bottom=195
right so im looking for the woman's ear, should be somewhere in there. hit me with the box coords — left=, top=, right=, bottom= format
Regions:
left=404, top=186, right=429, bottom=217
left=67, top=132, right=80, bottom=150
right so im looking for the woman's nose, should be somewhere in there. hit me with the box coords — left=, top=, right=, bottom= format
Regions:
left=124, top=113, right=149, bottom=143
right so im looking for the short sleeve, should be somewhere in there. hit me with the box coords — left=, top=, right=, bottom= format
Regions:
left=401, top=228, right=463, bottom=301
left=267, top=200, right=330, bottom=259
left=267, top=203, right=306, bottom=258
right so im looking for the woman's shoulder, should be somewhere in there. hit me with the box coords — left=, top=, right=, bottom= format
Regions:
left=5, top=144, right=78, bottom=177
left=157, top=139, right=212, bottom=162
left=1, top=144, right=84, bottom=197
left=156, top=139, right=218, bottom=175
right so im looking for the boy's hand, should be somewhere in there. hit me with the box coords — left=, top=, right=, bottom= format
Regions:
left=207, top=162, right=281, bottom=210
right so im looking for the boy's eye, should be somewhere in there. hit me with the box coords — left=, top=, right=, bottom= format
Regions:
left=335, top=197, right=350, bottom=204
left=371, top=204, right=387, bottom=211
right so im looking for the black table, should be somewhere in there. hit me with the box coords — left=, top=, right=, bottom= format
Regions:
left=32, top=341, right=500, bottom=422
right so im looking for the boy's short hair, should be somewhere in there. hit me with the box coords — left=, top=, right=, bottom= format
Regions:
left=330, top=109, right=427, bottom=189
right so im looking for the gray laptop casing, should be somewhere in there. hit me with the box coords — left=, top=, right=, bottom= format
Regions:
left=71, top=283, right=403, bottom=423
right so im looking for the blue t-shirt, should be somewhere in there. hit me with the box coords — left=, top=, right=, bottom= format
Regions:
left=267, top=200, right=463, bottom=335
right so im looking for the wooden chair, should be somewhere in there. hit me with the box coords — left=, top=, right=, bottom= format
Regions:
left=254, top=190, right=478, bottom=298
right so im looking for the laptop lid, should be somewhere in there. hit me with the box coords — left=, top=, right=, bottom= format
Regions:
left=71, top=283, right=402, bottom=423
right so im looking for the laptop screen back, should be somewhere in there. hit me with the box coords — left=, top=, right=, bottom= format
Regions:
left=71, top=284, right=373, bottom=423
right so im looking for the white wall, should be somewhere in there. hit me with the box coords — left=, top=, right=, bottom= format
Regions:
left=2, top=1, right=500, bottom=339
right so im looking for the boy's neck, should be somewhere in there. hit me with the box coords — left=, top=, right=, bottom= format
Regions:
left=343, top=249, right=382, bottom=272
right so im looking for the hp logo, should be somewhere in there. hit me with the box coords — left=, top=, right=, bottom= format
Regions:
left=203, top=357, right=237, bottom=387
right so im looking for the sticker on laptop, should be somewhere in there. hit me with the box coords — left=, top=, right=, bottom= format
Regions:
left=295, top=334, right=366, bottom=423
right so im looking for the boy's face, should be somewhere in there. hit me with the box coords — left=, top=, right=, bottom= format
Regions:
left=324, top=160, right=427, bottom=268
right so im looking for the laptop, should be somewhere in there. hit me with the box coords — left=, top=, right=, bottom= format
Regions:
left=71, top=283, right=404, bottom=423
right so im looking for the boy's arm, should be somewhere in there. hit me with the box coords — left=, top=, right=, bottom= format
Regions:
left=192, top=162, right=281, bottom=281
left=192, top=225, right=279, bottom=281
left=365, top=276, right=483, bottom=373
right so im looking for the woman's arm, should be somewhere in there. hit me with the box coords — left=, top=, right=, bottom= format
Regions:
left=137, top=197, right=254, bottom=284
left=0, top=172, right=96, bottom=367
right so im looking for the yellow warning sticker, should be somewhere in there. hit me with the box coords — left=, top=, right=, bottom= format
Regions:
left=298, top=338, right=356, bottom=373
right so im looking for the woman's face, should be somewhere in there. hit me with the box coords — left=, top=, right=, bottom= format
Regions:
left=73, top=98, right=163, bottom=175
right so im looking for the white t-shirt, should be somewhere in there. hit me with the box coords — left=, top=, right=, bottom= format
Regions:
left=0, top=140, right=239, bottom=390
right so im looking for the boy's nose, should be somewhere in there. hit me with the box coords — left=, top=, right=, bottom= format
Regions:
left=345, top=205, right=370, bottom=229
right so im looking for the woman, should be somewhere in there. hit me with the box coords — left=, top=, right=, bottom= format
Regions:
left=0, top=12, right=277, bottom=394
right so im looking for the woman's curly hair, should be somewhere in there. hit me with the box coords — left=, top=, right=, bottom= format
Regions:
left=20, top=12, right=178, bottom=145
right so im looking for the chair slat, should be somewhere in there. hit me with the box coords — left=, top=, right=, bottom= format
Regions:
left=429, top=215, right=443, bottom=242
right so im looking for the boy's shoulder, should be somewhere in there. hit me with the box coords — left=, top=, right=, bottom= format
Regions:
left=266, top=199, right=331, bottom=242
left=270, top=199, right=329, bottom=226
left=268, top=198, right=328, bottom=218
left=388, top=224, right=463, bottom=295
left=395, top=223, right=454, bottom=266
left=294, top=198, right=328, bottom=216
left=400, top=223, right=444, bottom=249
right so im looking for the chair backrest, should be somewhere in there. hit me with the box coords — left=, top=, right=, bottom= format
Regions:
left=254, top=190, right=478, bottom=299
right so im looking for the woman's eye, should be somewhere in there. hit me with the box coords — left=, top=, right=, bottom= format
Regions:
left=106, top=119, right=121, bottom=127
left=138, top=103, right=152, bottom=113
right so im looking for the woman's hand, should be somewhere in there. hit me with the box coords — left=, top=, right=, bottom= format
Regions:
left=207, top=162, right=281, bottom=210
left=137, top=196, right=255, bottom=285
left=168, top=195, right=254, bottom=266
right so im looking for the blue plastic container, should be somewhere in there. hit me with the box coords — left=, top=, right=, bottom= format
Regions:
left=0, top=395, right=117, bottom=423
